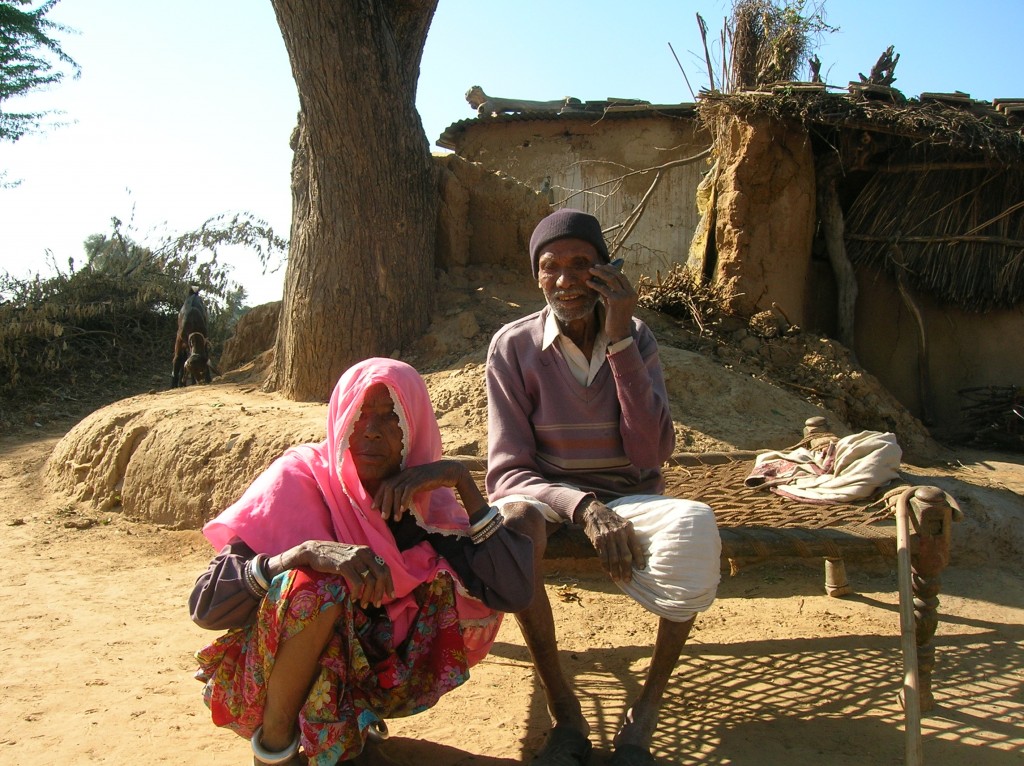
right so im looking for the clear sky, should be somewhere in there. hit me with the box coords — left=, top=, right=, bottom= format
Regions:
left=2, top=0, right=1021, bottom=306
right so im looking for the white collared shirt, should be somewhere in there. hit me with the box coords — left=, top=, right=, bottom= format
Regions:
left=541, top=309, right=634, bottom=386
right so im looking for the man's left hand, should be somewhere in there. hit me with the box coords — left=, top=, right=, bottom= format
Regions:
left=578, top=500, right=647, bottom=582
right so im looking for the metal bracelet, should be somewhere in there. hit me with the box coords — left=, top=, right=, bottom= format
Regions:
left=468, top=506, right=499, bottom=536
left=243, top=559, right=268, bottom=600
left=251, top=553, right=271, bottom=591
left=471, top=512, right=504, bottom=545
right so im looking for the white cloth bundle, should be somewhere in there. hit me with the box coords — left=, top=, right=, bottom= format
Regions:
left=745, top=430, right=902, bottom=504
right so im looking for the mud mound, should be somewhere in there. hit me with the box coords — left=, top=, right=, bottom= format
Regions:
left=44, top=386, right=324, bottom=529
left=219, top=301, right=281, bottom=372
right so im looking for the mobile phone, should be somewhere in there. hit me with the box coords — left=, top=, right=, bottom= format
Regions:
left=610, top=257, right=624, bottom=271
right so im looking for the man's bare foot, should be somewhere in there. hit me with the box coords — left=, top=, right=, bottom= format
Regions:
left=613, top=705, right=657, bottom=750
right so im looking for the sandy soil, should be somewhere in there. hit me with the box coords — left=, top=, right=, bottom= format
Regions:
left=2, top=416, right=1023, bottom=765
left=3, top=265, right=1023, bottom=764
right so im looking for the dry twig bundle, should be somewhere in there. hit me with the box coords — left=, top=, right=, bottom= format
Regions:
left=637, top=265, right=732, bottom=334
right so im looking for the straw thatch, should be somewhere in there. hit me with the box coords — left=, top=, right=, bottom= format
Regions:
left=728, top=0, right=824, bottom=91
left=845, top=168, right=1024, bottom=311
left=698, top=90, right=1024, bottom=166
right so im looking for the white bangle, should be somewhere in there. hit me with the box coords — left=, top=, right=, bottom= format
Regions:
left=468, top=506, right=499, bottom=535
left=251, top=725, right=300, bottom=764
left=471, top=511, right=504, bottom=544
left=251, top=553, right=271, bottom=591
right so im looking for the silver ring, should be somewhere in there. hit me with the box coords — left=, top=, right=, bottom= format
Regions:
left=374, top=555, right=386, bottom=566
left=359, top=569, right=370, bottom=579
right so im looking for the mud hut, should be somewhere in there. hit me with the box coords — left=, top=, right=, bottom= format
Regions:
left=695, top=85, right=1024, bottom=436
left=438, top=94, right=711, bottom=285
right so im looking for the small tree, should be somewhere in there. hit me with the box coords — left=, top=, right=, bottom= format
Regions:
left=0, top=0, right=80, bottom=143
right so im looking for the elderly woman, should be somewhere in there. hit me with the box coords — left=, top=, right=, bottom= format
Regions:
left=190, top=358, right=540, bottom=765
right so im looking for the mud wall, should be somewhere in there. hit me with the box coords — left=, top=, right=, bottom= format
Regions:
left=444, top=116, right=711, bottom=284
left=435, top=153, right=548, bottom=278
left=711, top=113, right=816, bottom=325
left=855, top=270, right=1024, bottom=433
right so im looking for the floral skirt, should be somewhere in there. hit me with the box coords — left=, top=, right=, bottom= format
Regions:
left=194, top=567, right=471, bottom=764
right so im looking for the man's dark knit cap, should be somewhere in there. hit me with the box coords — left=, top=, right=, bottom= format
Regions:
left=529, top=208, right=609, bottom=278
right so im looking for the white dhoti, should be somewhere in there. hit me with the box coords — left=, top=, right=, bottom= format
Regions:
left=495, top=494, right=721, bottom=622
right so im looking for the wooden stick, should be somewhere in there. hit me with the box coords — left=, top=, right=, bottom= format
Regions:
left=895, top=490, right=924, bottom=766
left=895, top=262, right=935, bottom=426
left=697, top=13, right=716, bottom=92
left=667, top=42, right=696, bottom=101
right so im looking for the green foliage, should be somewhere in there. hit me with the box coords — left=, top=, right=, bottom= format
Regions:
left=0, top=212, right=287, bottom=424
left=0, top=0, right=80, bottom=142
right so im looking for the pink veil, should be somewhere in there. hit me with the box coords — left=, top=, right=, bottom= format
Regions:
left=202, top=357, right=500, bottom=662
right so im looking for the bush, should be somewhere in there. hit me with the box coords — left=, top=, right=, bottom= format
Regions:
left=0, top=213, right=286, bottom=427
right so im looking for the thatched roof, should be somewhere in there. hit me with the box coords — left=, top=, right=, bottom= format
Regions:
left=846, top=168, right=1024, bottom=310
left=700, top=86, right=1024, bottom=311
left=698, top=87, right=1024, bottom=165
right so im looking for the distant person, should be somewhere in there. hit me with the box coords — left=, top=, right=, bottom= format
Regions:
left=488, top=209, right=722, bottom=765
left=190, top=357, right=539, bottom=765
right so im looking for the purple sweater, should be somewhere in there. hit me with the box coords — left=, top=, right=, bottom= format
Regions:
left=485, top=307, right=674, bottom=522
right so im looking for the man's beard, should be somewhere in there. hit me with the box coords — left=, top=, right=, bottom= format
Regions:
left=547, top=290, right=599, bottom=324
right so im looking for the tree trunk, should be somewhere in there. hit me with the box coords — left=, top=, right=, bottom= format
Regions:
left=268, top=0, right=439, bottom=400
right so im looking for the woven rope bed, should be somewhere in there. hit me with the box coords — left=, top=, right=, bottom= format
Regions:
left=463, top=449, right=905, bottom=564
left=662, top=450, right=902, bottom=564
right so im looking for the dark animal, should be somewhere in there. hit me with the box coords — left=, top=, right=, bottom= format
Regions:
left=171, top=288, right=217, bottom=387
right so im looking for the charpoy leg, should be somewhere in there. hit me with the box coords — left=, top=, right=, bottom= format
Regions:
left=907, top=486, right=960, bottom=711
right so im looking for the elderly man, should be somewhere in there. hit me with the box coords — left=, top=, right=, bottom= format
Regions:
left=487, top=209, right=722, bottom=766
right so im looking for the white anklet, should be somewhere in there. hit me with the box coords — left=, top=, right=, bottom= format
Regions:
left=251, top=725, right=300, bottom=764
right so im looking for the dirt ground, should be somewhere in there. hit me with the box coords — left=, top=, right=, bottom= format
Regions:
left=2, top=412, right=1023, bottom=765
left=3, top=266, right=1023, bottom=765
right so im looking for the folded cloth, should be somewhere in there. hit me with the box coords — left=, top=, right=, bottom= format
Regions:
left=609, top=496, right=721, bottom=622
left=745, top=430, right=902, bottom=504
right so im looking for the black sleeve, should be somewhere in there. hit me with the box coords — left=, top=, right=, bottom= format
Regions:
left=429, top=525, right=535, bottom=613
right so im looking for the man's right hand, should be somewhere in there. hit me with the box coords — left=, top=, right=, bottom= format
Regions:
left=577, top=500, right=646, bottom=582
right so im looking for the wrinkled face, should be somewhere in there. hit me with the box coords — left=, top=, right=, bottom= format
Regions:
left=349, top=382, right=405, bottom=486
left=537, top=238, right=601, bottom=324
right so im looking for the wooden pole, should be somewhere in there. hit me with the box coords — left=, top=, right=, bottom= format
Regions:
left=895, top=490, right=924, bottom=766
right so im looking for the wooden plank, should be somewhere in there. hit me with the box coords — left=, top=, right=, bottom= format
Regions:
left=920, top=91, right=974, bottom=105
left=992, top=98, right=1024, bottom=112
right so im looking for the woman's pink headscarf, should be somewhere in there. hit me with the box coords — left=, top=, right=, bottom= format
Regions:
left=203, top=357, right=500, bottom=662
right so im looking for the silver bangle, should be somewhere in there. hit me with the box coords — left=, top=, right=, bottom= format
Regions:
left=468, top=506, right=499, bottom=536
left=250, top=725, right=300, bottom=763
left=471, top=512, right=504, bottom=545
left=243, top=558, right=268, bottom=600
left=251, top=553, right=271, bottom=591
